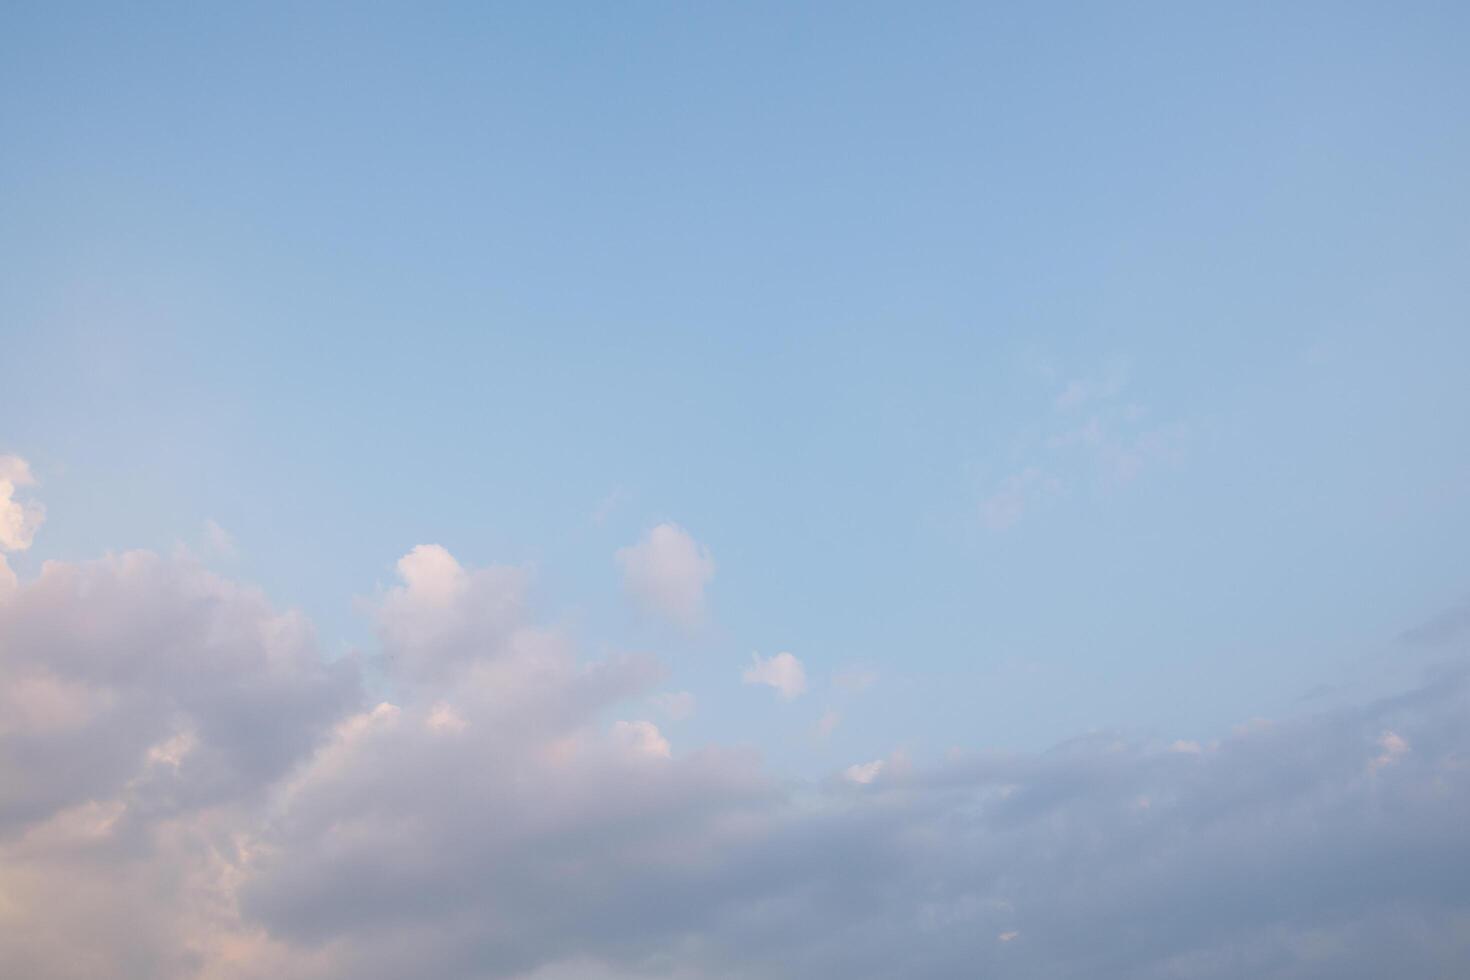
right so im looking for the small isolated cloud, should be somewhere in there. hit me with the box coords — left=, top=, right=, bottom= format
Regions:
left=814, top=709, right=842, bottom=739
left=650, top=690, right=697, bottom=721
left=743, top=651, right=807, bottom=700
left=843, top=759, right=884, bottom=784
left=0, top=454, right=45, bottom=553
left=616, top=523, right=715, bottom=627
left=998, top=930, right=1020, bottom=943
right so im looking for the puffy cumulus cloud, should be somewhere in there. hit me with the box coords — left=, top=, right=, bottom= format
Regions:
left=0, top=549, right=359, bottom=980
left=228, top=545, right=770, bottom=980
left=743, top=651, right=807, bottom=700
left=611, top=720, right=672, bottom=759
left=0, top=551, right=358, bottom=835
left=4, top=538, right=1470, bottom=980
left=0, top=455, right=45, bottom=554
left=615, top=524, right=715, bottom=628
left=372, top=544, right=536, bottom=683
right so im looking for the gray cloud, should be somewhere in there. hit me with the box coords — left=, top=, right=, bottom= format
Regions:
left=2, top=546, right=1468, bottom=979
left=0, top=550, right=359, bottom=980
left=1401, top=596, right=1470, bottom=648
left=0, top=551, right=357, bottom=834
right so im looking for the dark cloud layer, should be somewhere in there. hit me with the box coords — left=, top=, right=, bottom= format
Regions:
left=2, top=547, right=1467, bottom=979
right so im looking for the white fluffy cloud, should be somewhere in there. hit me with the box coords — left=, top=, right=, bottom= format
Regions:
left=842, top=759, right=883, bottom=784
left=3, top=529, right=1470, bottom=980
left=615, top=523, right=715, bottom=627
left=0, top=455, right=45, bottom=555
left=743, top=651, right=807, bottom=700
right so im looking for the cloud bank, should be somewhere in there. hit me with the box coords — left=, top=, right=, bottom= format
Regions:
left=1, top=475, right=1467, bottom=979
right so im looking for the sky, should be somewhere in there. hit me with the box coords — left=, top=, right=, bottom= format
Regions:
left=2, top=3, right=1469, bottom=978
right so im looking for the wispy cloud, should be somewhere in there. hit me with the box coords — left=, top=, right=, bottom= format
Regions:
left=980, top=359, right=1185, bottom=530
left=203, top=519, right=237, bottom=559
left=814, top=709, right=842, bottom=739
left=650, top=690, right=697, bottom=721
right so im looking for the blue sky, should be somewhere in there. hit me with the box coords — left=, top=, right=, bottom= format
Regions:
left=8, top=1, right=1468, bottom=765
left=2, top=8, right=1470, bottom=974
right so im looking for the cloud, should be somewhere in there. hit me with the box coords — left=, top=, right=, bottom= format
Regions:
left=980, top=362, right=1185, bottom=530
left=591, top=488, right=630, bottom=526
left=4, top=533, right=1470, bottom=980
left=832, top=667, right=878, bottom=694
left=1045, top=414, right=1187, bottom=485
left=203, top=519, right=237, bottom=559
left=372, top=544, right=541, bottom=683
left=616, top=524, right=715, bottom=628
left=425, top=701, right=467, bottom=734
left=1368, top=730, right=1408, bottom=771
left=814, top=710, right=842, bottom=739
left=1053, top=357, right=1130, bottom=412
left=0, top=454, right=45, bottom=553
left=1401, top=596, right=1470, bottom=647
left=979, top=467, right=1052, bottom=531
left=743, top=652, right=807, bottom=700
left=0, top=547, right=359, bottom=980
left=611, top=719, right=672, bottom=759
left=0, top=551, right=358, bottom=835
left=650, top=691, right=697, bottom=722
